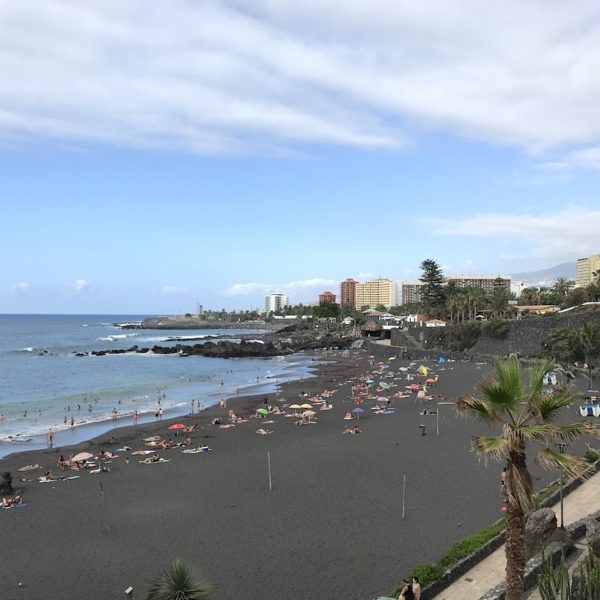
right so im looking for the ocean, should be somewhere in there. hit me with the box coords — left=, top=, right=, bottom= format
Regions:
left=0, top=314, right=317, bottom=456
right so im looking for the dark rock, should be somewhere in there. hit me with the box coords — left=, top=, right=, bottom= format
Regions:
left=526, top=508, right=557, bottom=558
left=586, top=519, right=600, bottom=557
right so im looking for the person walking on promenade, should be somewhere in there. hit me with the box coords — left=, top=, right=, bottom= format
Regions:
left=412, top=576, right=421, bottom=600
left=500, top=465, right=508, bottom=497
left=398, top=579, right=414, bottom=599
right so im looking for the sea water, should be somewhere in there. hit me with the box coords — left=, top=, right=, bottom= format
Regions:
left=0, top=315, right=317, bottom=455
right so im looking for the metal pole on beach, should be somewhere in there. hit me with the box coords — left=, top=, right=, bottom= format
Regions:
left=402, top=475, right=406, bottom=519
left=436, top=402, right=455, bottom=436
left=267, top=451, right=272, bottom=492
left=99, top=482, right=109, bottom=535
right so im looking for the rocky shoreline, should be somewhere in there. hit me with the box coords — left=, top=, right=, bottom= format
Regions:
left=74, top=333, right=355, bottom=359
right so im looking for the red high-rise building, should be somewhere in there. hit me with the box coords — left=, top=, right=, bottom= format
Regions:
left=340, top=278, right=357, bottom=309
left=318, top=291, right=336, bottom=304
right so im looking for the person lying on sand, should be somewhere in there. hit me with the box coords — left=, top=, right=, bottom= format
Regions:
left=2, top=495, right=23, bottom=507
left=17, top=464, right=40, bottom=472
left=178, top=437, right=192, bottom=447
left=419, top=409, right=437, bottom=415
left=256, top=429, right=272, bottom=435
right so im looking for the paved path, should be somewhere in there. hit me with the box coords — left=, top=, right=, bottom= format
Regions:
left=435, top=471, right=600, bottom=599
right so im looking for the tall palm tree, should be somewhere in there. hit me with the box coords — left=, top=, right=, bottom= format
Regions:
left=553, top=277, right=571, bottom=298
left=457, top=358, right=598, bottom=600
left=146, top=559, right=213, bottom=600
left=579, top=323, right=600, bottom=387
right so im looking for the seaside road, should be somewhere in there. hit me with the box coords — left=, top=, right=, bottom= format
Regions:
left=435, top=469, right=600, bottom=599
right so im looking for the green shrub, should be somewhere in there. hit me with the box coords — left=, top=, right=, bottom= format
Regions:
left=584, top=448, right=600, bottom=464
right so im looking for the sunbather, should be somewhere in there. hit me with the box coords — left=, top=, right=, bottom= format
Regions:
left=2, top=495, right=22, bottom=507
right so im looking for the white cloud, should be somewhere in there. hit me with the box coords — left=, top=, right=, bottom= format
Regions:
left=224, top=278, right=337, bottom=302
left=2, top=2, right=600, bottom=154
left=161, top=285, right=188, bottom=296
left=68, top=278, right=89, bottom=293
left=425, top=207, right=600, bottom=260
left=9, top=282, right=30, bottom=293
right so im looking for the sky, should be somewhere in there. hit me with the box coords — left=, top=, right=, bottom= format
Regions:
left=1, top=1, right=600, bottom=314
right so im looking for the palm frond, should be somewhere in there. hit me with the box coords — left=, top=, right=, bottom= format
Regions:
left=526, top=360, right=554, bottom=405
left=506, top=463, right=535, bottom=511
left=554, top=422, right=600, bottom=444
left=456, top=394, right=504, bottom=425
left=528, top=389, right=575, bottom=423
left=470, top=435, right=510, bottom=462
left=536, top=449, right=589, bottom=481
left=483, top=358, right=522, bottom=414
left=518, top=423, right=558, bottom=443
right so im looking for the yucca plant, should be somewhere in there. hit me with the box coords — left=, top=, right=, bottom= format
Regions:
left=538, top=552, right=570, bottom=599
left=457, top=358, right=599, bottom=600
left=579, top=548, right=600, bottom=600
left=146, top=559, right=213, bottom=600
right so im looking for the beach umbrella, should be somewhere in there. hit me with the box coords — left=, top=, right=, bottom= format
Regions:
left=256, top=408, right=268, bottom=415
left=289, top=404, right=302, bottom=409
left=379, top=382, right=390, bottom=389
left=376, top=397, right=387, bottom=403
left=407, top=384, right=420, bottom=390
left=168, top=423, right=186, bottom=430
left=351, top=407, right=365, bottom=419
left=302, top=410, right=316, bottom=417
left=300, top=403, right=313, bottom=409
left=365, top=379, right=374, bottom=385
left=72, top=452, right=94, bottom=462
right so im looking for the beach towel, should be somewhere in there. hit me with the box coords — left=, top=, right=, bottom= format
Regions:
left=182, top=447, right=212, bottom=454
left=139, top=458, right=171, bottom=464
left=2, top=503, right=28, bottom=509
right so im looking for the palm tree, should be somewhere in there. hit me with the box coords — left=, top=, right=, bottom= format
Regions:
left=579, top=323, right=600, bottom=387
left=457, top=358, right=598, bottom=600
left=146, top=559, right=213, bottom=600
left=553, top=277, right=571, bottom=298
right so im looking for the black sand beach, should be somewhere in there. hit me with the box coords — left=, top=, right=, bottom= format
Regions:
left=0, top=350, right=579, bottom=600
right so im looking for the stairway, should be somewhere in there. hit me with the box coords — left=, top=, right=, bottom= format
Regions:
left=391, top=328, right=424, bottom=351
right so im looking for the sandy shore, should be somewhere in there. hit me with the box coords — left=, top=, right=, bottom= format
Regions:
left=0, top=350, right=587, bottom=600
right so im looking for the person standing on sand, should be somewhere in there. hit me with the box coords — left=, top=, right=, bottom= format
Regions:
left=133, top=411, right=139, bottom=425
left=158, top=407, right=163, bottom=420
left=47, top=428, right=54, bottom=448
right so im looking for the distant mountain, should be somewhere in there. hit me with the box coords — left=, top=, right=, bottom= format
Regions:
left=510, top=261, right=576, bottom=286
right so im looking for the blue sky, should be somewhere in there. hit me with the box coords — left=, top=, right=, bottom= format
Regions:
left=1, top=1, right=600, bottom=314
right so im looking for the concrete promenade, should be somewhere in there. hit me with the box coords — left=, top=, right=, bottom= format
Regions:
left=435, top=470, right=600, bottom=599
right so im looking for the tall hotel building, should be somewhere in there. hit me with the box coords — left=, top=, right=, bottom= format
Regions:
left=401, top=281, right=424, bottom=305
left=265, top=292, right=289, bottom=313
left=355, top=278, right=397, bottom=309
left=446, top=275, right=511, bottom=294
left=576, top=255, right=600, bottom=287
left=401, top=275, right=511, bottom=305
left=340, top=278, right=357, bottom=309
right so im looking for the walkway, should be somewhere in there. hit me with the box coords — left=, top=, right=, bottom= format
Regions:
left=435, top=470, right=600, bottom=599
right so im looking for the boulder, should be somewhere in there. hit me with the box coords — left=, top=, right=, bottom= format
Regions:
left=526, top=508, right=557, bottom=558
left=585, top=519, right=600, bottom=557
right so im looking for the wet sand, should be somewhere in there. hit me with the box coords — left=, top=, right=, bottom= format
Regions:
left=0, top=351, right=579, bottom=600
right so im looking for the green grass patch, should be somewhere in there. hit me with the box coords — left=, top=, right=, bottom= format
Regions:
left=391, top=519, right=506, bottom=594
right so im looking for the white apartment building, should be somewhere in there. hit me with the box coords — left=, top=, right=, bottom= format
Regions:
left=265, top=292, right=289, bottom=314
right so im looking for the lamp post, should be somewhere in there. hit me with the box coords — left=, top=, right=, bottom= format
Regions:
left=555, top=441, right=568, bottom=529
left=436, top=402, right=455, bottom=436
